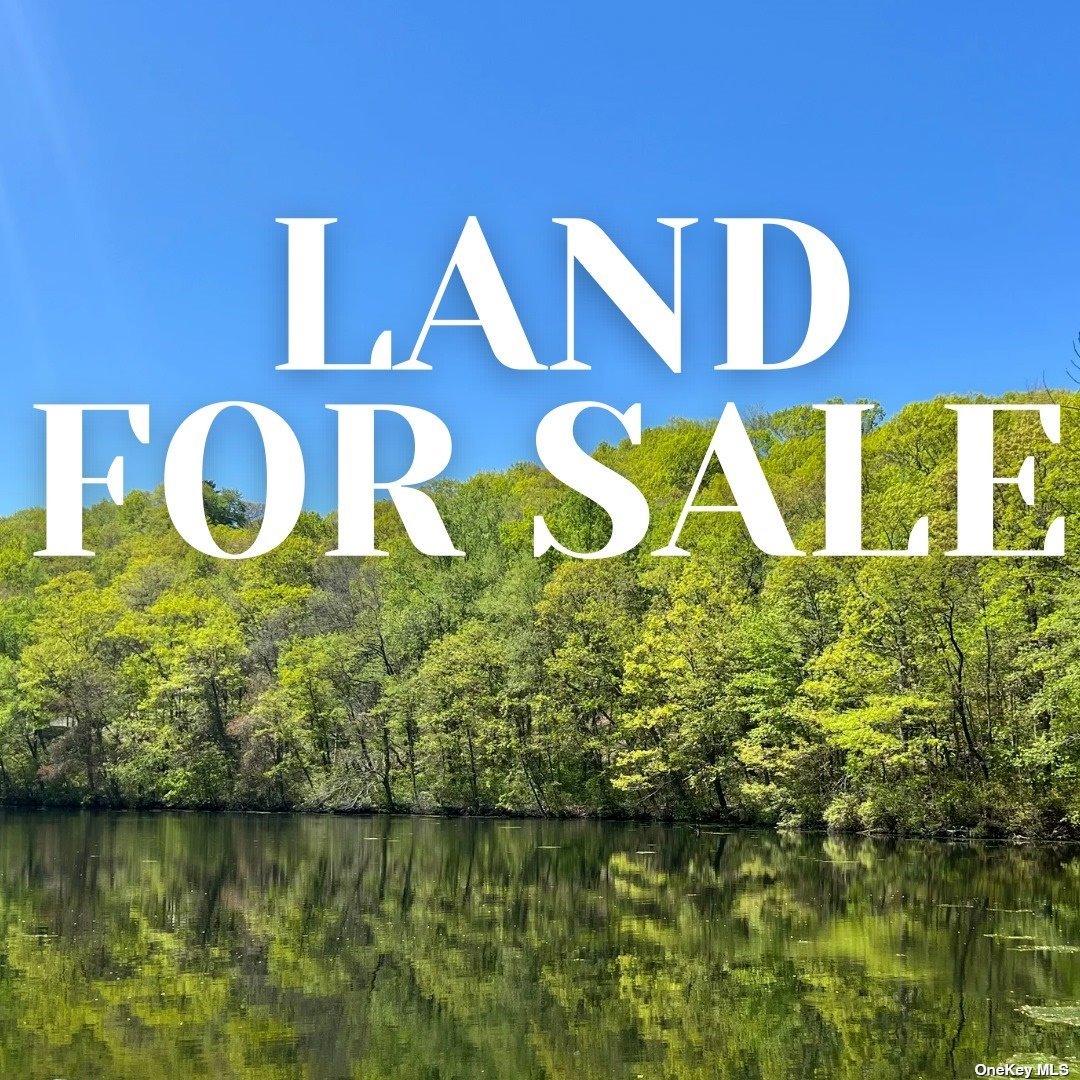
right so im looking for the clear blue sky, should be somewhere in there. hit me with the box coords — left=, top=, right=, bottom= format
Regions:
left=1, top=1, right=1078, bottom=513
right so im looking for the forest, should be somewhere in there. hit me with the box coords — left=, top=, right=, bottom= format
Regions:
left=1, top=389, right=1078, bottom=837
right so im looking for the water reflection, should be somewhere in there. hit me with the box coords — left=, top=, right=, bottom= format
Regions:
left=0, top=810, right=1077, bottom=1078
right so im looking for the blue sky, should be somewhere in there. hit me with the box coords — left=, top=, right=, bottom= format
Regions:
left=0, top=1, right=1078, bottom=513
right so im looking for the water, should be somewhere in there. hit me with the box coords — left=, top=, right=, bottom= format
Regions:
left=0, top=810, right=1077, bottom=1078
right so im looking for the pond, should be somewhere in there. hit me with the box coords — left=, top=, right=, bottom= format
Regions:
left=0, top=809, right=1077, bottom=1078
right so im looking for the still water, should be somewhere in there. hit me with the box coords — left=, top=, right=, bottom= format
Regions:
left=0, top=810, right=1077, bottom=1078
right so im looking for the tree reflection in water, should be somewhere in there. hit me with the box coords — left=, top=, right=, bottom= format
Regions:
left=0, top=810, right=1076, bottom=1078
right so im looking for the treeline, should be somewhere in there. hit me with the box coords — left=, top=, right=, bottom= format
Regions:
left=1, top=391, right=1078, bottom=836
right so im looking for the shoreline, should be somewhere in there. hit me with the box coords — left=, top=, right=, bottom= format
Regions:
left=1, top=800, right=1075, bottom=845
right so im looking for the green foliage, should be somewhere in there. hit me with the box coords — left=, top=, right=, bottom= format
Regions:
left=201, top=480, right=250, bottom=528
left=1, top=392, right=1077, bottom=835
